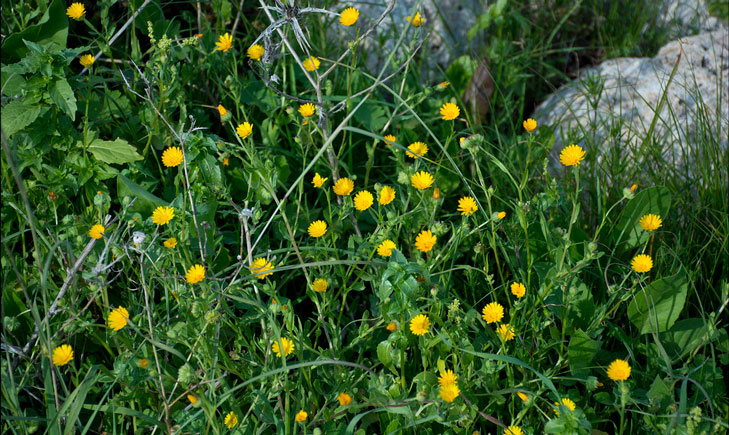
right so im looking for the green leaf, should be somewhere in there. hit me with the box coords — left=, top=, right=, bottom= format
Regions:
left=658, top=318, right=710, bottom=361
left=353, top=100, right=387, bottom=131
left=1, top=0, right=69, bottom=64
left=1, top=101, right=41, bottom=137
left=567, top=329, right=601, bottom=378
left=647, top=375, right=672, bottom=404
left=117, top=174, right=166, bottom=215
left=88, top=138, right=143, bottom=164
left=199, top=155, right=222, bottom=187
left=376, top=341, right=395, bottom=373
left=49, top=78, right=76, bottom=121
left=627, top=271, right=687, bottom=334
left=610, top=186, right=671, bottom=251
left=446, top=55, right=478, bottom=93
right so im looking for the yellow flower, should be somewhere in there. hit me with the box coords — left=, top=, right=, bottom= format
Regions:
left=162, top=146, right=184, bottom=167
left=217, top=104, right=228, bottom=116
left=186, top=264, right=205, bottom=284
left=523, top=118, right=537, bottom=132
left=333, top=177, right=354, bottom=196
left=607, top=359, right=631, bottom=381
left=438, top=369, right=457, bottom=387
left=224, top=411, right=238, bottom=428
left=236, top=122, right=253, bottom=139
left=195, top=33, right=203, bottom=39
left=639, top=214, right=662, bottom=232
left=138, top=358, right=150, bottom=368
left=411, top=171, right=434, bottom=190
left=298, top=103, right=316, bottom=117
left=164, top=238, right=177, bottom=248
left=409, top=314, right=430, bottom=335
left=554, top=398, right=576, bottom=417
left=152, top=206, right=175, bottom=225
left=415, top=229, right=437, bottom=253
left=504, top=426, right=524, bottom=435
left=216, top=33, right=233, bottom=52
left=107, top=307, right=130, bottom=331
left=339, top=7, right=360, bottom=26
left=384, top=134, right=396, bottom=145
left=438, top=81, right=450, bottom=88
left=249, top=257, right=274, bottom=280
left=378, top=186, right=396, bottom=205
left=312, top=172, right=328, bottom=188
left=302, top=56, right=321, bottom=71
left=247, top=44, right=264, bottom=61
left=439, top=383, right=460, bottom=402
left=353, top=190, right=374, bottom=211
left=79, top=54, right=94, bottom=67
left=223, top=157, right=230, bottom=166
left=457, top=196, right=478, bottom=216
left=559, top=144, right=585, bottom=166
left=295, top=409, right=308, bottom=422
left=631, top=254, right=653, bottom=273
left=273, top=337, right=294, bottom=357
left=432, top=187, right=441, bottom=199
left=497, top=211, right=507, bottom=220
left=308, top=220, right=327, bottom=237
left=481, top=302, right=504, bottom=324
left=517, top=392, right=528, bottom=402
left=496, top=323, right=515, bottom=341
left=406, top=141, right=429, bottom=159
left=312, top=278, right=328, bottom=293
left=407, top=12, right=424, bottom=27
left=377, top=240, right=397, bottom=257
left=187, top=394, right=198, bottom=405
left=630, top=183, right=638, bottom=193
left=66, top=3, right=85, bottom=20
left=337, top=392, right=352, bottom=405
left=52, top=344, right=74, bottom=366
left=386, top=321, right=397, bottom=331
left=510, top=282, right=526, bottom=298
left=89, top=224, right=105, bottom=239
left=49, top=191, right=58, bottom=201
left=439, top=102, right=460, bottom=121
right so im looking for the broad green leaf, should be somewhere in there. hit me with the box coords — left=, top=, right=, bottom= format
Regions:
left=49, top=78, right=76, bottom=121
left=567, top=329, right=601, bottom=377
left=1, top=0, right=68, bottom=64
left=88, top=138, right=143, bottom=164
left=199, top=154, right=222, bottom=186
left=658, top=318, right=710, bottom=361
left=446, top=55, right=478, bottom=93
left=377, top=341, right=394, bottom=369
left=647, top=376, right=672, bottom=404
left=627, top=271, right=687, bottom=334
left=117, top=173, right=166, bottom=215
left=610, top=186, right=671, bottom=251
left=1, top=101, right=41, bottom=137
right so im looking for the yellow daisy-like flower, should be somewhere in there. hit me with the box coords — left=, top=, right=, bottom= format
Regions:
left=89, top=224, right=105, bottom=239
left=79, top=54, right=94, bottom=67
left=377, top=240, right=397, bottom=257
left=630, top=183, right=638, bottom=193
left=224, top=411, right=238, bottom=428
left=164, top=238, right=177, bottom=248
left=496, top=323, right=515, bottom=341
left=517, top=392, right=528, bottom=402
left=185, top=264, right=205, bottom=284
left=152, top=206, right=174, bottom=226
left=438, top=81, right=450, bottom=88
left=386, top=321, right=397, bottom=331
left=559, top=144, right=586, bottom=166
left=481, top=302, right=504, bottom=324
left=298, top=103, right=316, bottom=117
left=339, top=7, right=360, bottom=26
left=312, top=278, right=328, bottom=293
left=295, top=409, right=308, bottom=422
left=554, top=398, right=576, bottom=417
left=504, top=426, right=524, bottom=435
left=439, top=102, right=460, bottom=121
left=353, top=190, right=374, bottom=211
left=406, top=141, right=429, bottom=159
left=162, top=146, right=184, bottom=167
left=415, top=229, right=437, bottom=253
left=247, top=44, right=264, bottom=61
left=138, top=358, right=150, bottom=368
left=378, top=186, right=396, bottom=205
left=457, top=196, right=478, bottom=216
left=249, top=257, right=274, bottom=280
left=223, top=157, right=230, bottom=166
left=510, top=282, right=526, bottom=298
left=497, top=211, right=507, bottom=220
left=333, top=177, right=354, bottom=196
left=52, top=344, right=74, bottom=366
left=272, top=337, right=294, bottom=357
left=384, top=134, right=396, bottom=145
left=217, top=104, right=227, bottom=117
left=236, top=122, right=253, bottom=139
left=438, top=369, right=457, bottom=387
left=107, top=307, right=130, bottom=331
left=606, top=359, right=631, bottom=381
left=523, top=118, right=537, bottom=132
left=631, top=254, right=653, bottom=273
left=187, top=394, right=198, bottom=405
left=409, top=314, right=430, bottom=335
left=411, top=171, right=434, bottom=190
left=439, top=383, right=460, bottom=402
left=308, top=220, right=327, bottom=238
left=312, top=172, right=328, bottom=188
left=302, top=56, right=321, bottom=72
left=407, top=12, right=424, bottom=27
left=337, top=392, right=352, bottom=406
left=215, top=33, right=233, bottom=52
left=432, top=187, right=441, bottom=199
left=639, top=214, right=662, bottom=232
left=66, top=3, right=85, bottom=20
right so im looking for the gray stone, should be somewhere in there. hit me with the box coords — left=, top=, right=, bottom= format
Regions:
left=657, top=0, right=725, bottom=37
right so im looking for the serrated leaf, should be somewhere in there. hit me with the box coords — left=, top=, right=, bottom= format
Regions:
left=627, top=271, right=687, bottom=334
left=49, top=78, right=76, bottom=120
left=1, top=101, right=41, bottom=137
left=88, top=138, right=142, bottom=164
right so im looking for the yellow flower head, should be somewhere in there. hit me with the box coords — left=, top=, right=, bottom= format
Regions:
left=631, top=254, right=653, bottom=273
left=630, top=183, right=638, bottom=193
left=223, top=157, right=230, bottom=166
left=432, top=187, right=441, bottom=200
left=152, top=206, right=174, bottom=225
left=340, top=7, right=360, bottom=26
left=639, top=214, right=662, bottom=232
left=559, top=144, right=585, bottom=166
left=312, top=172, right=328, bottom=188
left=308, top=220, right=327, bottom=237
left=249, top=257, right=274, bottom=280
left=89, top=224, right=105, bottom=239
left=377, top=240, right=397, bottom=257
left=439, top=383, right=460, bottom=402
left=409, top=314, right=430, bottom=335
left=481, top=302, right=504, bottom=323
left=407, top=12, right=424, bottom=27
left=302, top=56, right=321, bottom=72
left=497, top=211, right=507, bottom=220
left=247, top=44, right=264, bottom=61
left=517, top=392, right=528, bottom=402
left=107, top=306, right=130, bottom=331
left=79, top=54, right=95, bottom=67
left=438, top=369, right=458, bottom=387
left=52, top=344, right=74, bottom=366
left=333, top=177, right=354, bottom=196
left=411, top=171, right=434, bottom=190
left=298, top=103, right=316, bottom=117
left=438, top=81, right=450, bottom=88
left=606, top=359, right=631, bottom=381
left=415, top=229, right=437, bottom=253
left=378, top=186, right=396, bottom=205
left=505, top=426, right=524, bottom=435
left=337, top=392, right=353, bottom=405
left=554, top=398, right=576, bottom=417
left=496, top=323, right=515, bottom=341
left=236, top=122, right=253, bottom=139
left=187, top=394, right=198, bottom=405
left=224, top=411, right=238, bottom=428
left=386, top=321, right=397, bottom=331
left=312, top=278, right=328, bottom=293
left=185, top=264, right=205, bottom=284
left=66, top=3, right=85, bottom=20
left=162, top=146, right=184, bottom=167
left=295, top=409, right=308, bottom=422
left=216, top=33, right=233, bottom=52
left=217, top=104, right=228, bottom=117
left=353, top=190, right=374, bottom=211
left=439, top=102, right=460, bottom=121
left=273, top=337, right=294, bottom=357
left=138, top=358, right=150, bottom=368
left=384, top=134, right=396, bottom=145
left=406, top=141, right=429, bottom=159
left=510, top=282, right=526, bottom=298
left=523, top=118, right=537, bottom=132
left=457, top=196, right=478, bottom=216
left=164, top=238, right=177, bottom=248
